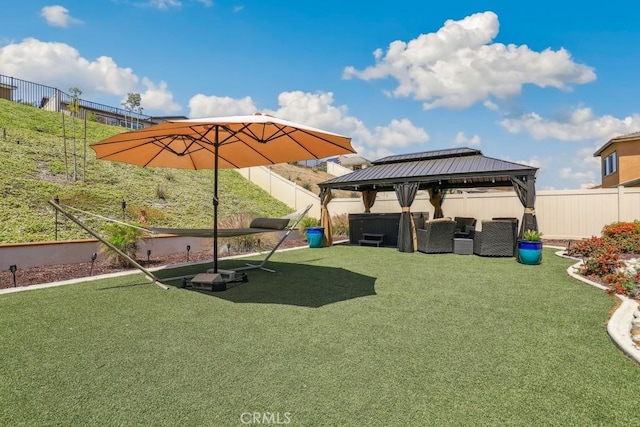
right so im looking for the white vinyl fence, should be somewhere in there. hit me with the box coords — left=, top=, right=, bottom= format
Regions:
left=239, top=166, right=640, bottom=240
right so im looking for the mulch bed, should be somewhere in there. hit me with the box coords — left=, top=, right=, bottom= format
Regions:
left=0, top=238, right=314, bottom=290
left=0, top=237, right=574, bottom=290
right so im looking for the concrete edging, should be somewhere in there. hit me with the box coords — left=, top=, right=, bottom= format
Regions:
left=558, top=250, right=640, bottom=364
left=0, top=243, right=316, bottom=295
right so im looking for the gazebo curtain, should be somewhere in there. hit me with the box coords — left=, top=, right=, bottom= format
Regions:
left=394, top=182, right=419, bottom=253
left=320, top=188, right=334, bottom=247
left=362, top=190, right=377, bottom=213
left=428, top=187, right=446, bottom=219
left=511, top=175, right=538, bottom=238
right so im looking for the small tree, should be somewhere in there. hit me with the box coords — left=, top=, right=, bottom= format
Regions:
left=68, top=87, right=82, bottom=181
left=122, top=93, right=142, bottom=129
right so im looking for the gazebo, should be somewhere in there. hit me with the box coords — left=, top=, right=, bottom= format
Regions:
left=318, top=147, right=539, bottom=252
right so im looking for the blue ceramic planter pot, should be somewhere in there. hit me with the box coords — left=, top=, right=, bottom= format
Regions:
left=518, top=240, right=542, bottom=265
left=306, top=227, right=325, bottom=248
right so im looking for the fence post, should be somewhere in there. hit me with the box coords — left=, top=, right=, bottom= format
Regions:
left=618, top=185, right=625, bottom=222
left=462, top=191, right=468, bottom=215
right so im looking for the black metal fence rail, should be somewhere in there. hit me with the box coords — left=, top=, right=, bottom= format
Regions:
left=0, top=74, right=152, bottom=129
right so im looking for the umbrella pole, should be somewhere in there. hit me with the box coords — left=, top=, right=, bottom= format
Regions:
left=213, top=127, right=219, bottom=273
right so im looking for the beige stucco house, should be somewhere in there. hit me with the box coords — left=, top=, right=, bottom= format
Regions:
left=594, top=131, right=640, bottom=187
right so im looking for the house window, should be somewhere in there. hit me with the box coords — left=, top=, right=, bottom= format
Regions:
left=604, top=151, right=617, bottom=176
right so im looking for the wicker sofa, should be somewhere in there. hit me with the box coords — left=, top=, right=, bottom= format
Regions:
left=473, top=219, right=518, bottom=257
left=417, top=218, right=456, bottom=253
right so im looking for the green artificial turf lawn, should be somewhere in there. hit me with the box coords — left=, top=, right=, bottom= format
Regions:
left=1, top=247, right=639, bottom=426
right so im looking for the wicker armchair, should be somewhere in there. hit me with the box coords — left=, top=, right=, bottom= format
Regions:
left=492, top=217, right=519, bottom=248
left=417, top=219, right=456, bottom=253
left=473, top=220, right=517, bottom=257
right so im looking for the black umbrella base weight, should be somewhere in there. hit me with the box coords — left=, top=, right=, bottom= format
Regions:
left=188, top=271, right=248, bottom=292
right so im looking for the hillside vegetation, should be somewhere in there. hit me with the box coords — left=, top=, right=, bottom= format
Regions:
left=0, top=99, right=292, bottom=243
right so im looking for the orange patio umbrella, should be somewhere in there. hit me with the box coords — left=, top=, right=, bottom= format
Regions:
left=90, top=113, right=355, bottom=273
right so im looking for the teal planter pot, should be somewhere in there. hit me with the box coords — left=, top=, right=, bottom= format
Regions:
left=306, top=227, right=325, bottom=248
left=518, top=240, right=542, bottom=265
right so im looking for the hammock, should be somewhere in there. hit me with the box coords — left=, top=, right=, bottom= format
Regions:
left=149, top=217, right=294, bottom=238
left=51, top=201, right=313, bottom=278
left=56, top=203, right=311, bottom=239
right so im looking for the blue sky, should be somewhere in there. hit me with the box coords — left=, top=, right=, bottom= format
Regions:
left=1, top=1, right=640, bottom=190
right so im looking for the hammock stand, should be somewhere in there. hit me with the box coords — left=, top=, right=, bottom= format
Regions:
left=48, top=199, right=169, bottom=290
left=48, top=200, right=312, bottom=291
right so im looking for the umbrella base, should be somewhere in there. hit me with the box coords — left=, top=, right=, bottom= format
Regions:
left=206, top=268, right=240, bottom=281
left=189, top=273, right=228, bottom=292
left=189, top=270, right=249, bottom=292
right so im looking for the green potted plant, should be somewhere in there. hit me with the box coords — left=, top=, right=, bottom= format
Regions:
left=518, top=229, right=543, bottom=265
left=300, top=217, right=324, bottom=248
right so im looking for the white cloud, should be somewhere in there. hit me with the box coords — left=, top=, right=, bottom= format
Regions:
left=233, top=6, right=244, bottom=12
left=148, top=0, right=182, bottom=9
left=483, top=100, right=499, bottom=111
left=40, top=5, right=83, bottom=27
left=0, top=38, right=180, bottom=114
left=343, top=11, right=595, bottom=110
left=579, top=146, right=601, bottom=168
left=146, top=0, right=212, bottom=9
left=188, top=90, right=429, bottom=160
left=453, top=131, right=481, bottom=146
left=138, top=78, right=181, bottom=112
left=188, top=94, right=257, bottom=117
left=500, top=107, right=640, bottom=142
left=567, top=145, right=601, bottom=188
left=559, top=167, right=595, bottom=183
left=511, top=156, right=543, bottom=169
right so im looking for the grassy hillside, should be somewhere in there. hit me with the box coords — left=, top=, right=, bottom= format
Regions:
left=0, top=99, right=291, bottom=243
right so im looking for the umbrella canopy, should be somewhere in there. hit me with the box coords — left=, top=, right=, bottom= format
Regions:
left=90, top=113, right=354, bottom=169
left=90, top=113, right=355, bottom=273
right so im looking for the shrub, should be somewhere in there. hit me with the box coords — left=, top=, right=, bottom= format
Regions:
left=299, top=217, right=320, bottom=234
left=602, top=221, right=640, bottom=239
left=99, top=223, right=147, bottom=267
left=580, top=252, right=622, bottom=277
left=331, top=213, right=349, bottom=236
left=571, top=221, right=640, bottom=299
left=603, top=272, right=640, bottom=298
left=218, top=213, right=277, bottom=255
left=567, top=236, right=608, bottom=257
left=155, top=184, right=168, bottom=200
left=601, top=221, right=640, bottom=254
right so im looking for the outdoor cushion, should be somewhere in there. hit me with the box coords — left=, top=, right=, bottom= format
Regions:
left=426, top=217, right=452, bottom=224
left=454, top=216, right=476, bottom=230
left=249, top=217, right=290, bottom=230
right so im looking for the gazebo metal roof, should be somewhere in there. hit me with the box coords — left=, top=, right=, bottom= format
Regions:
left=318, top=147, right=537, bottom=192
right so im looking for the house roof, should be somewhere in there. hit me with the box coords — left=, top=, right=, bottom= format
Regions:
left=619, top=176, right=640, bottom=187
left=594, top=131, right=640, bottom=157
left=338, top=154, right=370, bottom=167
left=318, top=147, right=538, bottom=192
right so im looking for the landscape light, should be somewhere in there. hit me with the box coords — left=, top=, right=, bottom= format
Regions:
left=90, top=253, right=97, bottom=276
left=9, top=265, right=17, bottom=287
